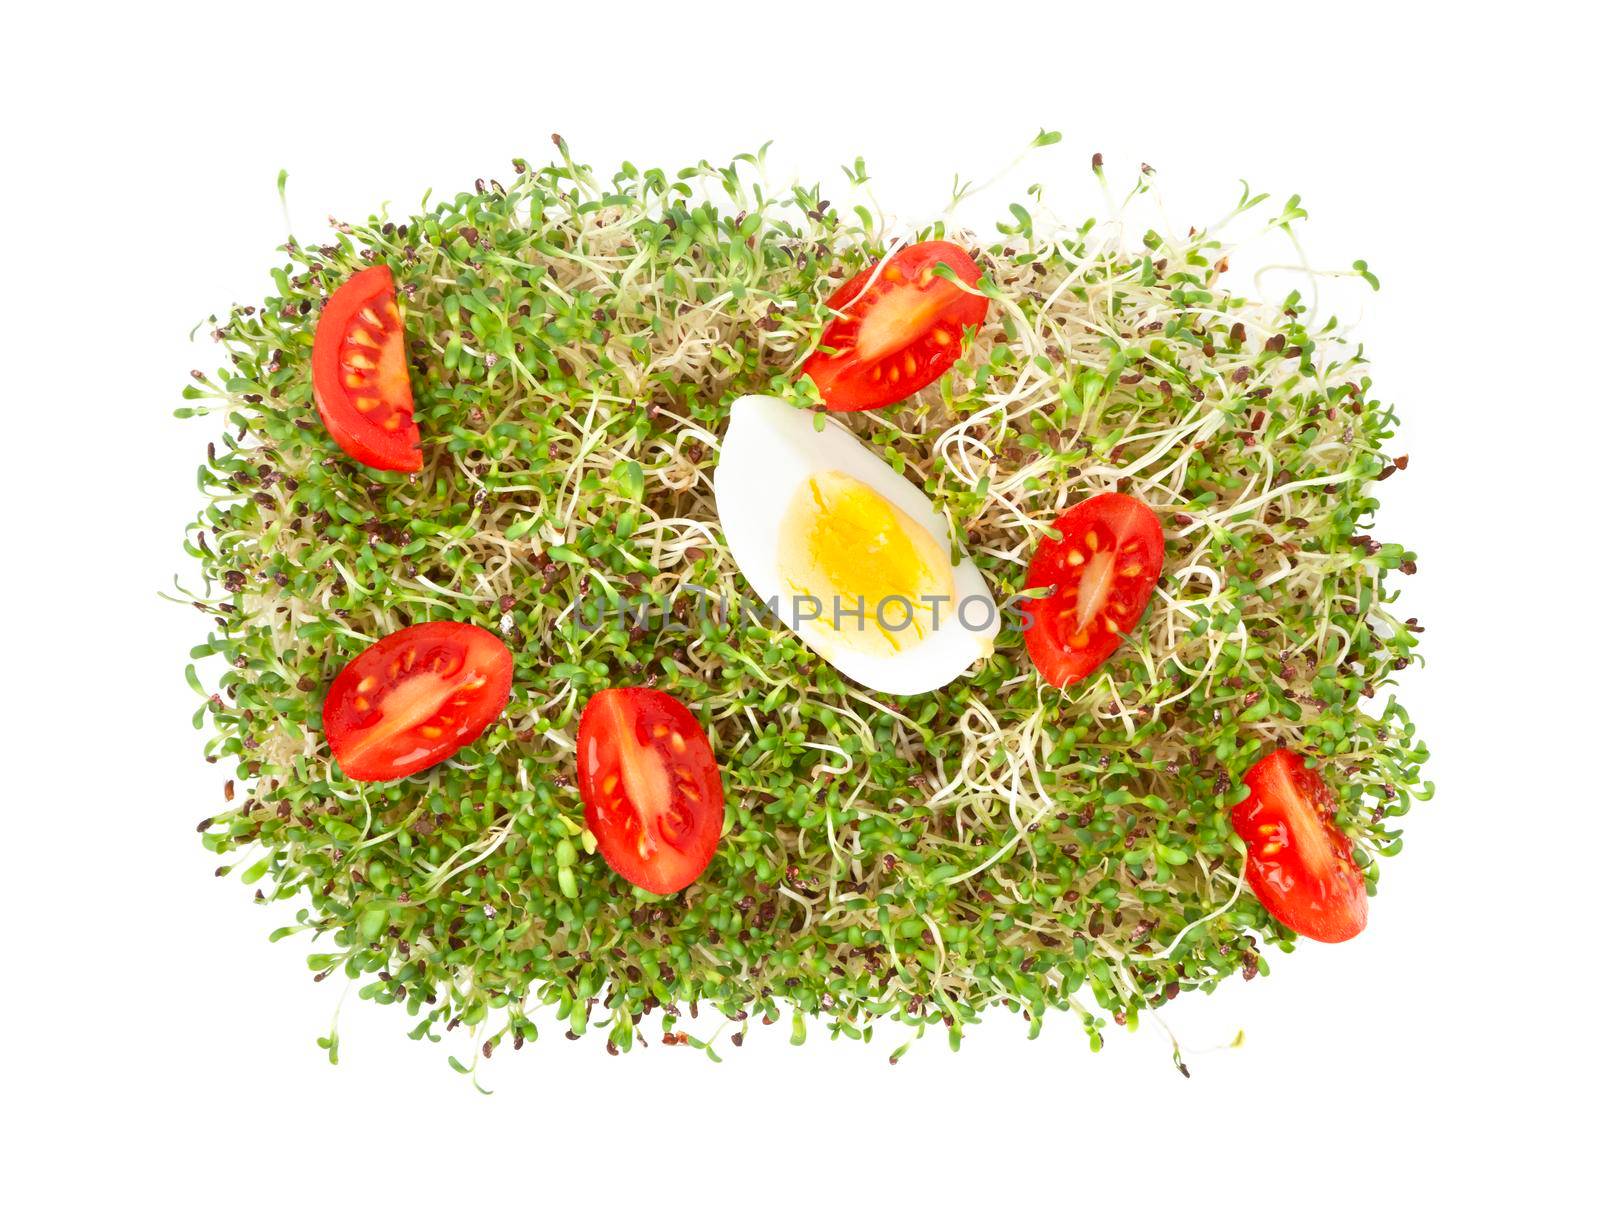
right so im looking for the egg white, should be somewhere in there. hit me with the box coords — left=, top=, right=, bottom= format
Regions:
left=712, top=394, right=999, bottom=696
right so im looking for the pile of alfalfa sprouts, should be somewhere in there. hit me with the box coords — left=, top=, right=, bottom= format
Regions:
left=178, top=135, right=1429, bottom=1081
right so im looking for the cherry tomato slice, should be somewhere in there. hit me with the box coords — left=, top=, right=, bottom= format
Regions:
left=576, top=688, right=724, bottom=895
left=1022, top=492, right=1164, bottom=688
left=311, top=265, right=423, bottom=472
left=802, top=240, right=988, bottom=411
left=324, top=622, right=512, bottom=781
left=1231, top=749, right=1369, bottom=943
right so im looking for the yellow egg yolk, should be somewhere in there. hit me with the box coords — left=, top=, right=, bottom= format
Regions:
left=776, top=470, right=955, bottom=657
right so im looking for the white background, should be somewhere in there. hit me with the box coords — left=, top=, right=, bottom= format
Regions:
left=4, top=2, right=1595, bottom=1211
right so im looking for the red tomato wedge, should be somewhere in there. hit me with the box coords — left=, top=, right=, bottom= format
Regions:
left=1023, top=492, right=1165, bottom=688
left=311, top=265, right=423, bottom=472
left=576, top=688, right=724, bottom=895
left=1231, top=749, right=1369, bottom=943
left=802, top=240, right=989, bottom=411
left=324, top=622, right=512, bottom=782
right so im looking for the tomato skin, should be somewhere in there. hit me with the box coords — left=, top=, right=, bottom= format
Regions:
left=324, top=622, right=512, bottom=782
left=576, top=688, right=723, bottom=895
left=1231, top=749, right=1369, bottom=943
left=311, top=265, right=423, bottom=473
left=802, top=240, right=988, bottom=411
left=1022, top=493, right=1164, bottom=688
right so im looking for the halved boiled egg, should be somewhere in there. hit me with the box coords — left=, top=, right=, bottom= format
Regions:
left=713, top=395, right=999, bottom=696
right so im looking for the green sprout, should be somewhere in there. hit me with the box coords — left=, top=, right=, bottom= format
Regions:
left=175, top=142, right=1428, bottom=1070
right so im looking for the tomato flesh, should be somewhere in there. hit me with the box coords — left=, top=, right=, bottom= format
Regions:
left=1231, top=749, right=1369, bottom=943
left=576, top=688, right=723, bottom=895
left=311, top=265, right=423, bottom=472
left=1023, top=492, right=1164, bottom=687
left=803, top=240, right=988, bottom=411
left=324, top=622, right=512, bottom=781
